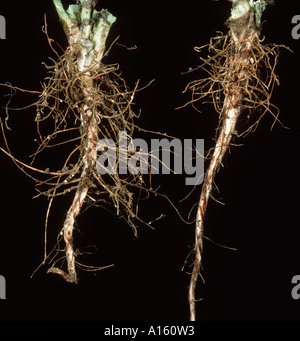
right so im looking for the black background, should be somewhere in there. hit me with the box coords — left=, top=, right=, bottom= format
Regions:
left=0, top=0, right=300, bottom=322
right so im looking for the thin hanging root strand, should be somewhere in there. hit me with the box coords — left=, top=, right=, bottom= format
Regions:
left=185, top=1, right=290, bottom=321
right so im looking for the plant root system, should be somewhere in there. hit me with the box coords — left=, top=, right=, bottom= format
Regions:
left=0, top=11, right=154, bottom=283
left=181, top=1, right=291, bottom=320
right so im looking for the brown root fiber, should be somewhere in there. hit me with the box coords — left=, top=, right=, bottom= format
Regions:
left=182, top=2, right=290, bottom=320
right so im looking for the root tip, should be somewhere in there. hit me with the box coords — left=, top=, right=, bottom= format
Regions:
left=47, top=267, right=78, bottom=283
